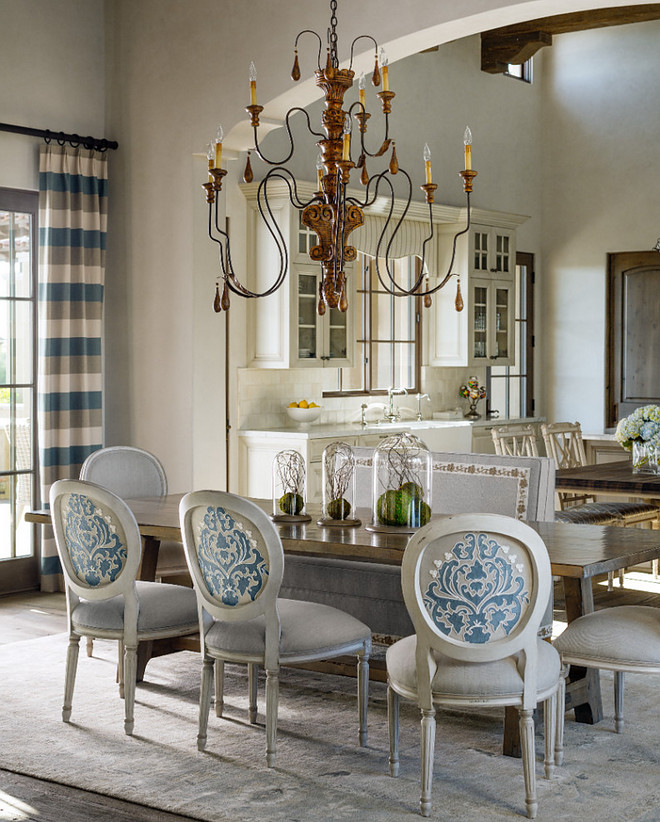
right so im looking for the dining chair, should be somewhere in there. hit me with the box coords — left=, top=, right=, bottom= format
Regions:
left=554, top=605, right=660, bottom=735
left=491, top=423, right=540, bottom=458
left=542, top=421, right=660, bottom=587
left=80, top=446, right=184, bottom=654
left=50, top=478, right=199, bottom=735
left=179, top=490, right=372, bottom=767
left=386, top=513, right=563, bottom=819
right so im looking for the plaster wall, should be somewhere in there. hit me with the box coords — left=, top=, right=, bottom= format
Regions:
left=539, top=21, right=660, bottom=431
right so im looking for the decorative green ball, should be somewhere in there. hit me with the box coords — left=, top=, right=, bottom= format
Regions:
left=327, top=497, right=351, bottom=520
left=399, top=481, right=424, bottom=499
left=405, top=498, right=432, bottom=528
left=278, top=492, right=304, bottom=515
left=377, top=486, right=431, bottom=527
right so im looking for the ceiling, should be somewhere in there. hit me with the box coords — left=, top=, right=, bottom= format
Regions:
left=481, top=4, right=660, bottom=73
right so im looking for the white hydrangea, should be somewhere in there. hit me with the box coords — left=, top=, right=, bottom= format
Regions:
left=615, top=405, right=660, bottom=451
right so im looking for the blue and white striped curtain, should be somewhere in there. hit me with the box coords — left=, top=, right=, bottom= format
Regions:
left=38, top=144, right=107, bottom=590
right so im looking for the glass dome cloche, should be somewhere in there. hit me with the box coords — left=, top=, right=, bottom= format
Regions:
left=271, top=449, right=312, bottom=523
left=368, top=432, right=432, bottom=533
left=318, top=441, right=361, bottom=527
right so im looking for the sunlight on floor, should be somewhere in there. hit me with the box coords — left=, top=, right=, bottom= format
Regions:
left=0, top=790, right=38, bottom=820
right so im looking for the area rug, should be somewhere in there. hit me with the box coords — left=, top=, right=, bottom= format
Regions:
left=1, top=633, right=659, bottom=821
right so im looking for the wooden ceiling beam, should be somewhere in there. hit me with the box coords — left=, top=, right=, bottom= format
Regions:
left=481, top=5, right=660, bottom=74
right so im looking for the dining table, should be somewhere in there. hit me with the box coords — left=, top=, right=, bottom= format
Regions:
left=25, top=494, right=660, bottom=758
left=555, top=459, right=660, bottom=501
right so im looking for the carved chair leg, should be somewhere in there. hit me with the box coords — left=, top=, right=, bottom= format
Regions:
left=265, top=668, right=279, bottom=768
left=555, top=670, right=566, bottom=766
left=62, top=635, right=80, bottom=722
left=357, top=650, right=369, bottom=747
left=519, top=708, right=538, bottom=819
left=198, top=656, right=214, bottom=751
left=248, top=662, right=258, bottom=724
left=614, top=670, right=625, bottom=734
left=123, top=644, right=137, bottom=736
left=419, top=708, right=436, bottom=818
left=86, top=637, right=94, bottom=657
left=387, top=686, right=400, bottom=777
left=117, top=640, right=125, bottom=698
left=214, top=659, right=224, bottom=718
left=543, top=693, right=556, bottom=779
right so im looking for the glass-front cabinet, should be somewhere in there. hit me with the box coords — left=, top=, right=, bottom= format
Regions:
left=468, top=277, right=514, bottom=366
left=242, top=181, right=353, bottom=368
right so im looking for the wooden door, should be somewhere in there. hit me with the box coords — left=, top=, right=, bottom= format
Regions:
left=607, top=251, right=660, bottom=426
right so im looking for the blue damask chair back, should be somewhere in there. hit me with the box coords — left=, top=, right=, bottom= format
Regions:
left=402, top=513, right=551, bottom=670
left=180, top=490, right=284, bottom=625
left=50, top=479, right=142, bottom=602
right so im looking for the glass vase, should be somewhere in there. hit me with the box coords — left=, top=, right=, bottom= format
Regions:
left=271, top=449, right=311, bottom=522
left=632, top=440, right=658, bottom=474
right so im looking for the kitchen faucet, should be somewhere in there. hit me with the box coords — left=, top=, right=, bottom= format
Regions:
left=415, top=393, right=430, bottom=421
left=384, top=387, right=407, bottom=422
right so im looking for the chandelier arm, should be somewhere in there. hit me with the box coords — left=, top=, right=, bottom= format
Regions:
left=294, top=29, right=324, bottom=70
left=252, top=107, right=324, bottom=168
left=423, top=192, right=473, bottom=295
left=348, top=101, right=392, bottom=160
left=348, top=35, right=378, bottom=71
left=208, top=201, right=230, bottom=279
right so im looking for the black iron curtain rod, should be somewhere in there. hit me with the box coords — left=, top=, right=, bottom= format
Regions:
left=0, top=122, right=118, bottom=152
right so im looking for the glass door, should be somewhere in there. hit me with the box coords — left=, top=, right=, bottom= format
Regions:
left=0, top=189, right=39, bottom=593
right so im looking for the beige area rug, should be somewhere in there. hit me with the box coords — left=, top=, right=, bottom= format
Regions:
left=1, top=634, right=659, bottom=822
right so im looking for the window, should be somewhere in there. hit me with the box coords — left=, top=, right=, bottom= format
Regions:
left=0, top=188, right=39, bottom=592
left=325, top=253, right=421, bottom=396
left=487, top=252, right=534, bottom=418
left=505, top=60, right=532, bottom=83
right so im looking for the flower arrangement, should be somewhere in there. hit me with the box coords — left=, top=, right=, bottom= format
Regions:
left=459, top=376, right=487, bottom=419
left=614, top=405, right=660, bottom=451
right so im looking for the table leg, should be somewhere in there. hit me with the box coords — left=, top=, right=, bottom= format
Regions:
left=562, top=577, right=603, bottom=725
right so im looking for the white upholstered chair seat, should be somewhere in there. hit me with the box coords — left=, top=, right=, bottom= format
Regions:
left=205, top=598, right=371, bottom=662
left=554, top=605, right=660, bottom=736
left=71, top=580, right=198, bottom=636
left=554, top=606, right=660, bottom=670
left=387, top=634, right=561, bottom=702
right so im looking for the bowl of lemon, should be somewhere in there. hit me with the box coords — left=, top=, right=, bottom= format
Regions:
left=286, top=400, right=322, bottom=425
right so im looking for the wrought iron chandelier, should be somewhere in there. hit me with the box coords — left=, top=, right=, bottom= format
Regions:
left=203, top=0, right=477, bottom=316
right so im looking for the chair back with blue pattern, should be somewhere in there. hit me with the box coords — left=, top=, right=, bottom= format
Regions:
left=179, top=491, right=284, bottom=625
left=50, top=479, right=142, bottom=603
left=402, top=513, right=551, bottom=666
left=80, top=446, right=167, bottom=499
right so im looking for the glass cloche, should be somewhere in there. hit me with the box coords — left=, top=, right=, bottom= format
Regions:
left=368, top=432, right=432, bottom=532
left=318, top=441, right=361, bottom=527
left=271, top=449, right=311, bottom=522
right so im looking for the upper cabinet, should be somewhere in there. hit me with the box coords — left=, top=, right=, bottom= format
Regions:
left=424, top=211, right=527, bottom=368
left=242, top=181, right=353, bottom=369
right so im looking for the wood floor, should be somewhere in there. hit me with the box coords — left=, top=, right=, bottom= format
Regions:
left=1, top=568, right=658, bottom=822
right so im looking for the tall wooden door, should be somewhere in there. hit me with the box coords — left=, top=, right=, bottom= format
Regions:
left=607, top=251, right=660, bottom=427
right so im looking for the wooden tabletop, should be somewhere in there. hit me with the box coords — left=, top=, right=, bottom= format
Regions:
left=556, top=460, right=660, bottom=500
left=26, top=493, right=660, bottom=581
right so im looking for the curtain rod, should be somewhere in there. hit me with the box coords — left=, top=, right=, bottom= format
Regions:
left=0, top=122, right=118, bottom=152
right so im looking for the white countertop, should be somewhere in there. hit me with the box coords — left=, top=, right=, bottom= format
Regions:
left=238, top=417, right=542, bottom=439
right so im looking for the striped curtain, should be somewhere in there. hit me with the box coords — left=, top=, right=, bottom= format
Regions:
left=38, top=144, right=108, bottom=591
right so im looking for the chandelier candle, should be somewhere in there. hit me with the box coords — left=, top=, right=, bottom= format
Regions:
left=203, top=0, right=477, bottom=315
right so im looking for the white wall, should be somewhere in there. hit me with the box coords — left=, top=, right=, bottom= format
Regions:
left=539, top=21, right=660, bottom=431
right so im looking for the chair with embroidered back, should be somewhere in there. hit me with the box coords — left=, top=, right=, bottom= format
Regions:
left=179, top=490, right=372, bottom=767
left=554, top=604, right=660, bottom=736
left=386, top=513, right=563, bottom=819
left=491, top=423, right=540, bottom=458
left=80, top=446, right=185, bottom=655
left=49, top=478, right=199, bottom=735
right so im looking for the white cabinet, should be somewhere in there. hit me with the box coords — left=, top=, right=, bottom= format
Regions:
left=424, top=212, right=526, bottom=368
left=242, top=182, right=353, bottom=369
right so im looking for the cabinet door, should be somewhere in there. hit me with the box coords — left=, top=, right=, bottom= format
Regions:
left=471, top=227, right=514, bottom=278
left=468, top=278, right=515, bottom=366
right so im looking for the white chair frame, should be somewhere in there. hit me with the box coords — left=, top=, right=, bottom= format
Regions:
left=388, top=513, right=563, bottom=819
left=180, top=490, right=371, bottom=767
left=491, top=423, right=540, bottom=458
left=50, top=479, right=199, bottom=734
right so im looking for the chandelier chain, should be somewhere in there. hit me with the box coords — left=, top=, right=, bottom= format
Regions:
left=329, top=0, right=339, bottom=67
